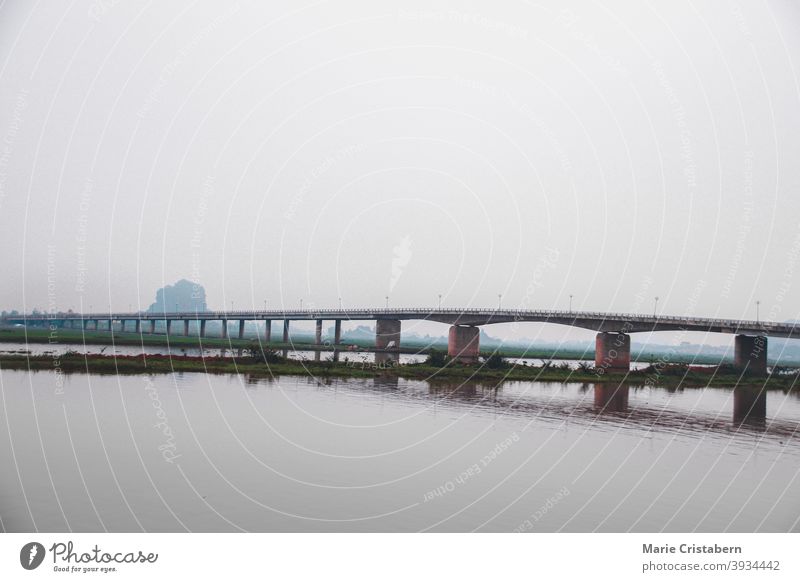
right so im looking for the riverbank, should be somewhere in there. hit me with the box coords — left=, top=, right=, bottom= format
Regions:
left=0, top=352, right=796, bottom=390
left=0, top=326, right=747, bottom=365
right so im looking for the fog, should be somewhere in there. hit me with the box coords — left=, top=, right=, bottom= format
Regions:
left=1, top=0, right=799, bottom=344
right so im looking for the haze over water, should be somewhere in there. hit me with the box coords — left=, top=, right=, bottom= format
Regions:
left=1, top=368, right=797, bottom=532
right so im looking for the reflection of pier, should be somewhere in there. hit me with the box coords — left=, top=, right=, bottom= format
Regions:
left=733, top=387, right=767, bottom=425
left=416, top=381, right=791, bottom=439
left=593, top=383, right=769, bottom=426
left=593, top=384, right=629, bottom=413
left=238, top=374, right=796, bottom=439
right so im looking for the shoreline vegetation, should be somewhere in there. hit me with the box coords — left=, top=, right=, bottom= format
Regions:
left=0, top=346, right=797, bottom=391
left=0, top=326, right=784, bottom=366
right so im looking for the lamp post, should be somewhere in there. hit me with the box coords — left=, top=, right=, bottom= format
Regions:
left=300, top=299, right=303, bottom=310
left=338, top=297, right=342, bottom=310
left=654, top=296, right=659, bottom=317
left=497, top=294, right=502, bottom=310
left=385, top=296, right=389, bottom=309
left=263, top=299, right=267, bottom=311
left=569, top=294, right=573, bottom=312
left=756, top=300, right=760, bottom=323
left=438, top=294, right=442, bottom=309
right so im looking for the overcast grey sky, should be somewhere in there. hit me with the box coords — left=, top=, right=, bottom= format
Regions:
left=1, top=0, right=799, bottom=344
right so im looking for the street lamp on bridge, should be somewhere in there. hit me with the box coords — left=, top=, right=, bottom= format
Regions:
left=569, top=294, right=573, bottom=312
left=438, top=294, right=442, bottom=309
left=497, top=294, right=502, bottom=310
left=654, top=296, right=659, bottom=317
left=756, top=300, right=760, bottom=323
left=385, top=296, right=389, bottom=309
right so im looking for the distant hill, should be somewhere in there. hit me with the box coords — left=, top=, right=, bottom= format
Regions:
left=148, top=279, right=208, bottom=313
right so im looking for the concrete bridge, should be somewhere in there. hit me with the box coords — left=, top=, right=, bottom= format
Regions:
left=8, top=308, right=797, bottom=374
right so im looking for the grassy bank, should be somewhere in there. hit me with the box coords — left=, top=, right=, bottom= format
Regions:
left=0, top=326, right=738, bottom=365
left=0, top=352, right=796, bottom=390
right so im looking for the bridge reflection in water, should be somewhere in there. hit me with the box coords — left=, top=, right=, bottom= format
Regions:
left=733, top=387, right=768, bottom=426
left=302, top=376, right=793, bottom=440
left=593, top=383, right=768, bottom=426
left=593, top=384, right=629, bottom=413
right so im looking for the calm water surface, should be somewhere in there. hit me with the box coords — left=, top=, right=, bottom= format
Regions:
left=0, top=368, right=798, bottom=532
left=0, top=341, right=654, bottom=369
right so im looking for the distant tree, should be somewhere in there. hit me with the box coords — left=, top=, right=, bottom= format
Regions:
left=148, top=279, right=208, bottom=313
left=243, top=343, right=285, bottom=364
left=426, top=349, right=447, bottom=367
left=484, top=353, right=508, bottom=369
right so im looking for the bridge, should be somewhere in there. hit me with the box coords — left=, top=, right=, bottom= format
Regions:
left=8, top=308, right=796, bottom=374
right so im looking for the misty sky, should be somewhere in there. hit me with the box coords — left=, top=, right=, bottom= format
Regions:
left=1, top=0, right=799, bottom=344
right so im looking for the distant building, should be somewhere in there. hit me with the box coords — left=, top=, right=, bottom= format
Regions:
left=147, top=279, right=208, bottom=313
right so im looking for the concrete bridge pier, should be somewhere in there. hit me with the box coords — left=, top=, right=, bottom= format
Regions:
left=135, top=320, right=141, bottom=334
left=120, top=320, right=126, bottom=332
left=734, top=335, right=767, bottom=375
left=283, top=320, right=290, bottom=343
left=264, top=320, right=271, bottom=343
left=595, top=332, right=631, bottom=372
left=199, top=320, right=206, bottom=338
left=149, top=320, right=155, bottom=334
left=315, top=320, right=323, bottom=345
left=184, top=320, right=190, bottom=336
left=376, top=351, right=399, bottom=365
left=332, top=320, right=342, bottom=362
left=448, top=325, right=480, bottom=364
left=221, top=319, right=228, bottom=339
left=166, top=320, right=172, bottom=335
left=238, top=320, right=246, bottom=339
left=376, top=319, right=401, bottom=351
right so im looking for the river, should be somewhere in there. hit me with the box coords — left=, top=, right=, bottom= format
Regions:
left=0, top=368, right=797, bottom=532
